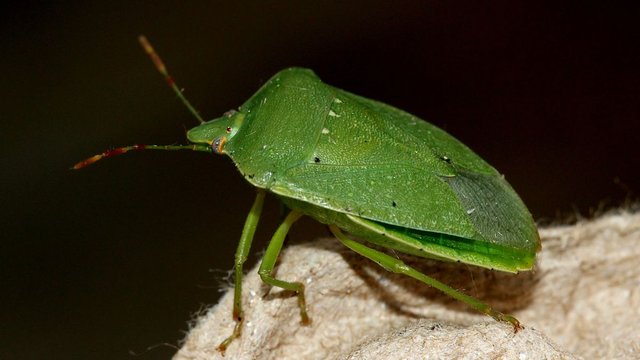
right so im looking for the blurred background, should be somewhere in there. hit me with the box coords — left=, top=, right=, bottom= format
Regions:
left=2, top=2, right=638, bottom=359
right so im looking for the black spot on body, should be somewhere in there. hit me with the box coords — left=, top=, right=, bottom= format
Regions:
left=314, top=157, right=321, bottom=163
left=392, top=201, right=397, bottom=207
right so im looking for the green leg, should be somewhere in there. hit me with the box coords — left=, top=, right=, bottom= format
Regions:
left=258, top=210, right=310, bottom=324
left=329, top=225, right=522, bottom=331
left=218, top=190, right=266, bottom=353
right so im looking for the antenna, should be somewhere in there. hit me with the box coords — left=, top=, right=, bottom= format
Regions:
left=72, top=144, right=211, bottom=169
left=138, top=35, right=205, bottom=124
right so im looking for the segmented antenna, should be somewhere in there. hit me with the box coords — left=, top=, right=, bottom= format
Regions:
left=72, top=144, right=211, bottom=169
left=138, top=35, right=205, bottom=124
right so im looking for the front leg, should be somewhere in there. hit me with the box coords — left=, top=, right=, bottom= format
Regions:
left=217, top=190, right=266, bottom=354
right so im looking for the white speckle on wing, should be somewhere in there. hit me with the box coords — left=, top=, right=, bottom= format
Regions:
left=261, top=171, right=273, bottom=184
left=333, top=98, right=343, bottom=103
left=328, top=110, right=340, bottom=117
left=322, top=128, right=330, bottom=134
left=466, top=208, right=476, bottom=215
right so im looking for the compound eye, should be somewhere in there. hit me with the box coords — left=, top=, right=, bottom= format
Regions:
left=212, top=136, right=226, bottom=154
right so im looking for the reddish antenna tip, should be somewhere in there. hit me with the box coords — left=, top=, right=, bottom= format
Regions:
left=72, top=145, right=147, bottom=170
left=138, top=35, right=171, bottom=83
left=137, top=35, right=205, bottom=124
left=72, top=154, right=103, bottom=169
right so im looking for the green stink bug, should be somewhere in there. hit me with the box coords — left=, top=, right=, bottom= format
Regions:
left=75, top=37, right=540, bottom=353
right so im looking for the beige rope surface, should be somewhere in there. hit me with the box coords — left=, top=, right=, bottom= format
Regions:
left=174, top=212, right=640, bottom=359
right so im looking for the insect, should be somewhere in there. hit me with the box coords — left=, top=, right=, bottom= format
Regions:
left=75, top=36, right=540, bottom=353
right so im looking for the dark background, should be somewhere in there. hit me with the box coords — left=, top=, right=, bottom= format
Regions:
left=3, top=2, right=638, bottom=359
